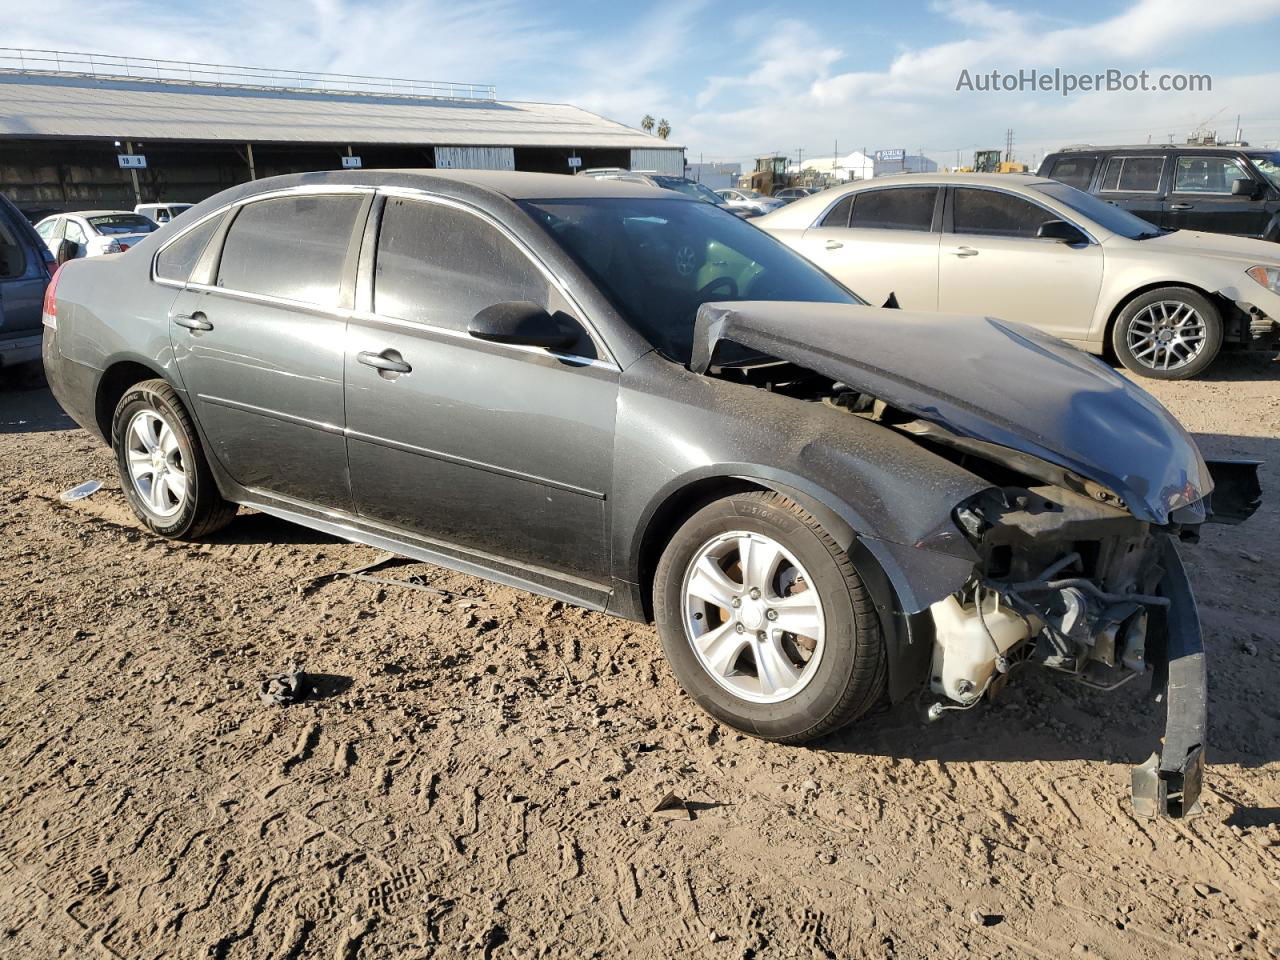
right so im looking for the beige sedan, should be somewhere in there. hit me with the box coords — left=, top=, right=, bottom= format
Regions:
left=757, top=173, right=1280, bottom=378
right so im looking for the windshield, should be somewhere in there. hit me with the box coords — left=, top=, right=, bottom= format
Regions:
left=652, top=177, right=725, bottom=205
left=1249, top=153, right=1280, bottom=191
left=520, top=197, right=862, bottom=363
left=739, top=189, right=766, bottom=200
left=1033, top=182, right=1161, bottom=239
left=88, top=214, right=158, bottom=235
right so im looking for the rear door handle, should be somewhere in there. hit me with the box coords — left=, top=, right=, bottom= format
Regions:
left=1169, top=202, right=1194, bottom=211
left=824, top=240, right=844, bottom=250
left=173, top=312, right=212, bottom=331
left=357, top=349, right=412, bottom=374
left=952, top=246, right=979, bottom=258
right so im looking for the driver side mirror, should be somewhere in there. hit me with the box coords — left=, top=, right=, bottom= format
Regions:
left=55, top=238, right=78, bottom=265
left=468, top=301, right=580, bottom=352
left=1231, top=178, right=1263, bottom=199
left=1037, top=219, right=1088, bottom=244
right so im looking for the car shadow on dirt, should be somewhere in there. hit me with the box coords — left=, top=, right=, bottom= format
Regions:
left=0, top=381, right=74, bottom=433
left=207, top=510, right=344, bottom=547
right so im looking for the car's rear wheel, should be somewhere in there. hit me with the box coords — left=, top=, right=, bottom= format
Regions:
left=653, top=491, right=885, bottom=743
left=111, top=378, right=236, bottom=539
left=1113, top=287, right=1222, bottom=380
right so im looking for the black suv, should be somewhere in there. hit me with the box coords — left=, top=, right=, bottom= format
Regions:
left=1038, top=144, right=1280, bottom=242
left=1, top=191, right=54, bottom=371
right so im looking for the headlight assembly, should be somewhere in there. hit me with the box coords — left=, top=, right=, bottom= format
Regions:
left=1246, top=265, right=1280, bottom=294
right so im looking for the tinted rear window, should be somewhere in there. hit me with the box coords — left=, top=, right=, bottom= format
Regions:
left=1099, top=156, right=1163, bottom=192
left=850, top=188, right=937, bottom=230
left=0, top=216, right=25, bottom=279
left=155, top=213, right=224, bottom=283
left=1047, top=156, right=1097, bottom=190
left=88, top=214, right=158, bottom=235
left=216, top=194, right=363, bottom=307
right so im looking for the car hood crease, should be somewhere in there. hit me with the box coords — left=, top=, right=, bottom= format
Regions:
left=691, top=301, right=1211, bottom=525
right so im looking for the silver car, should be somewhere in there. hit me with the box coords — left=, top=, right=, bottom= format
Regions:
left=758, top=174, right=1280, bottom=378
left=715, top=189, right=786, bottom=218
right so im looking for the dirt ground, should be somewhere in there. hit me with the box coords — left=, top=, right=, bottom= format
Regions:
left=1, top=354, right=1278, bottom=960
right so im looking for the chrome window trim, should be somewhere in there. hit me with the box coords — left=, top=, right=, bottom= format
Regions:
left=151, top=182, right=619, bottom=372
left=949, top=184, right=1101, bottom=246
left=1098, top=155, right=1165, bottom=194
left=373, top=186, right=619, bottom=369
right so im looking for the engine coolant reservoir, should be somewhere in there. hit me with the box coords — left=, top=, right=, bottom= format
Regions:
left=930, top=593, right=1032, bottom=702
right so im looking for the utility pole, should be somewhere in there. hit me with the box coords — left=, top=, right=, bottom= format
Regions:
left=1004, top=128, right=1014, bottom=163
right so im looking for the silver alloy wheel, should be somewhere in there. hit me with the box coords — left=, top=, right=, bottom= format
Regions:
left=1126, top=300, right=1208, bottom=371
left=681, top=530, right=826, bottom=704
left=124, top=409, right=188, bottom=519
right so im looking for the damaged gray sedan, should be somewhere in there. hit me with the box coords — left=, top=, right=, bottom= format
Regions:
left=42, top=171, right=1261, bottom=818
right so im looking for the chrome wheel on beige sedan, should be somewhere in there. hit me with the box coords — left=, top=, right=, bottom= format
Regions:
left=1125, top=301, right=1208, bottom=372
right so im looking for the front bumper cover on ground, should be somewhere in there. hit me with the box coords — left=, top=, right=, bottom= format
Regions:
left=1131, top=538, right=1206, bottom=819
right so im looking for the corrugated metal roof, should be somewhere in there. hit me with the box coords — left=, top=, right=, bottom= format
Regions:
left=0, top=73, right=684, bottom=150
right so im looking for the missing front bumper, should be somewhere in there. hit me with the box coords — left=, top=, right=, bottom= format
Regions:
left=1131, top=538, right=1207, bottom=819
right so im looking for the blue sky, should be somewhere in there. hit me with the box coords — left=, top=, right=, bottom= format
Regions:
left=8, top=0, right=1280, bottom=168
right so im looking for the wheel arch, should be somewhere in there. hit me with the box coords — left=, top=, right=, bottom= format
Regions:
left=629, top=471, right=939, bottom=704
left=1103, top=280, right=1237, bottom=354
left=94, top=356, right=174, bottom=442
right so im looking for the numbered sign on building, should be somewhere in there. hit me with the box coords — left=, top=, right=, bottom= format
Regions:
left=341, top=156, right=363, bottom=169
left=117, top=154, right=147, bottom=169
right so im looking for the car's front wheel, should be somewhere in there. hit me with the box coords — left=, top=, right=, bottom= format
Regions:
left=653, top=491, right=885, bottom=743
left=112, top=378, right=237, bottom=539
left=1113, top=287, right=1223, bottom=379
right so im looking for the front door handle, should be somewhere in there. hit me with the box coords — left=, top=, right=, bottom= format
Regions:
left=357, top=349, right=412, bottom=375
left=173, top=312, right=212, bottom=331
left=952, top=246, right=979, bottom=258
left=825, top=240, right=844, bottom=250
left=1169, top=202, right=1194, bottom=211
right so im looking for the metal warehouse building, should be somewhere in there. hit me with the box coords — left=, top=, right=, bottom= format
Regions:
left=0, top=49, right=685, bottom=217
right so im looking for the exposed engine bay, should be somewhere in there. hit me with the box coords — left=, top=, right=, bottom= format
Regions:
left=706, top=352, right=1260, bottom=818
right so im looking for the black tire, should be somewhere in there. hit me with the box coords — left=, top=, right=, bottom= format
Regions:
left=653, top=491, right=885, bottom=743
left=111, top=378, right=237, bottom=539
left=1112, top=287, right=1223, bottom=380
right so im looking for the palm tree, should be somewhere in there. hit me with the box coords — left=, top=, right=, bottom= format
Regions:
left=641, top=114, right=655, bottom=134
left=657, top=118, right=671, bottom=140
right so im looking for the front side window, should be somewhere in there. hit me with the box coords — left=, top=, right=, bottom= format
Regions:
left=520, top=197, right=860, bottom=364
left=87, top=214, right=158, bottom=235
left=953, top=189, right=1057, bottom=238
left=1173, top=156, right=1251, bottom=194
left=375, top=198, right=551, bottom=335
left=1047, top=156, right=1098, bottom=190
left=1099, top=156, right=1164, bottom=192
left=1034, top=182, right=1157, bottom=239
left=155, top=213, right=225, bottom=283
left=850, top=187, right=937, bottom=231
left=216, top=194, right=364, bottom=307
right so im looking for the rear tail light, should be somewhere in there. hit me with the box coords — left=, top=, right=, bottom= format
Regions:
left=42, top=263, right=64, bottom=330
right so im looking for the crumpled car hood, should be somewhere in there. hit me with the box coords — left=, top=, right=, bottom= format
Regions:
left=691, top=301, right=1211, bottom=525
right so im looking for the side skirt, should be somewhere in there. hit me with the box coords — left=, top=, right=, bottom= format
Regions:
left=240, top=489, right=614, bottom=614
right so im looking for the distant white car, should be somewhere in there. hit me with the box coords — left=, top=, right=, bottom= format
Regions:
left=715, top=188, right=785, bottom=217
left=35, top=210, right=159, bottom=260
left=134, top=202, right=194, bottom=224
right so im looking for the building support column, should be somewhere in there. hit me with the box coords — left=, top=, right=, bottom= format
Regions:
left=126, top=140, right=142, bottom=206
left=246, top=142, right=256, bottom=181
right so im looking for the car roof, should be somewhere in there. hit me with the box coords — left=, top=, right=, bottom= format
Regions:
left=1050, top=143, right=1266, bottom=154
left=236, top=168, right=685, bottom=202
left=66, top=209, right=141, bottom=218
left=851, top=173, right=1056, bottom=188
